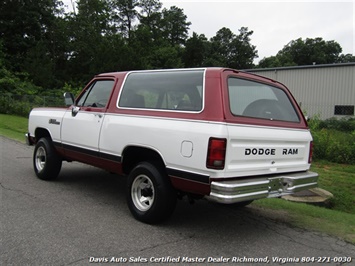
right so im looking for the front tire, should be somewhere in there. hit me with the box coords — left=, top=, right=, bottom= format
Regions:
left=33, top=138, right=62, bottom=180
left=126, top=162, right=177, bottom=224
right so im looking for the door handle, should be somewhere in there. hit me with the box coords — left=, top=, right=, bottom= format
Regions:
left=94, top=113, right=103, bottom=118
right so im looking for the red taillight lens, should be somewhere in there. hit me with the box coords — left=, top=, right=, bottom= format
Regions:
left=206, top=138, right=227, bottom=169
left=308, top=141, right=313, bottom=163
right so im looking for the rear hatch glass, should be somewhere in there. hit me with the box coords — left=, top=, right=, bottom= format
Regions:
left=225, top=76, right=311, bottom=176
left=228, top=78, right=300, bottom=123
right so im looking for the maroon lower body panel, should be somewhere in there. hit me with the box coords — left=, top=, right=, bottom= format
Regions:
left=167, top=168, right=211, bottom=195
left=54, top=142, right=123, bottom=174
left=54, top=142, right=210, bottom=195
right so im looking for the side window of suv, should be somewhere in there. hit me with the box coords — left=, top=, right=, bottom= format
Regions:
left=118, top=70, right=204, bottom=111
left=77, top=80, right=115, bottom=108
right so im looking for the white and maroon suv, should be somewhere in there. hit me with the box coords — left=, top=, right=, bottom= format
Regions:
left=26, top=68, right=318, bottom=223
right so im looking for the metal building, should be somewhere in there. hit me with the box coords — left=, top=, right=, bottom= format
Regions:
left=246, top=63, right=355, bottom=119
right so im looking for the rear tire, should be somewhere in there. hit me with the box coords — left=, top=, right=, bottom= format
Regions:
left=33, top=138, right=62, bottom=180
left=126, top=162, right=176, bottom=224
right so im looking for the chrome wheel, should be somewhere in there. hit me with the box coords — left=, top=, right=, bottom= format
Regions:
left=33, top=138, right=62, bottom=180
left=35, top=146, right=46, bottom=172
left=126, top=162, right=177, bottom=223
left=131, top=174, right=155, bottom=211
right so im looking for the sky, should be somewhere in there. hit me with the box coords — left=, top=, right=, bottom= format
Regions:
left=63, top=0, right=355, bottom=63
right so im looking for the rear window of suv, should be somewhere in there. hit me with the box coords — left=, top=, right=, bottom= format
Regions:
left=118, top=70, right=204, bottom=112
left=228, top=77, right=300, bottom=122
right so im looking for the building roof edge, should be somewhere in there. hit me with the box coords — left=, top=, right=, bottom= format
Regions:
left=244, top=62, right=355, bottom=72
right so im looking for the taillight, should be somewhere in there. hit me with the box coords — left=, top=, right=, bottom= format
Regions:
left=206, top=138, right=227, bottom=169
left=308, top=141, right=313, bottom=163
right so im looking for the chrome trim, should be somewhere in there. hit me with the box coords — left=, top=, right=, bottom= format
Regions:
left=25, top=133, right=34, bottom=146
left=207, top=171, right=318, bottom=204
left=116, top=68, right=207, bottom=113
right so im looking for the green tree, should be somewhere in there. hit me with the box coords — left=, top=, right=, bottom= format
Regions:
left=0, top=41, right=18, bottom=93
left=110, top=0, right=139, bottom=38
left=233, top=27, right=258, bottom=69
left=280, top=38, right=342, bottom=65
left=131, top=3, right=190, bottom=69
left=67, top=0, right=112, bottom=82
left=208, top=27, right=258, bottom=69
left=183, top=32, right=208, bottom=67
left=258, top=56, right=279, bottom=68
left=148, top=46, right=183, bottom=69
left=24, top=40, right=55, bottom=88
left=138, top=0, right=162, bottom=26
left=137, top=0, right=163, bottom=43
left=258, top=37, right=348, bottom=68
left=209, top=27, right=234, bottom=66
left=0, top=41, right=42, bottom=95
left=161, top=6, right=191, bottom=46
left=0, top=0, right=60, bottom=73
left=0, top=0, right=70, bottom=88
left=337, top=53, right=355, bottom=63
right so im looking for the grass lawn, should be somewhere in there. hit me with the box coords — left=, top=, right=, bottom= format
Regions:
left=1, top=114, right=354, bottom=243
left=253, top=198, right=355, bottom=244
left=312, top=161, right=355, bottom=214
left=253, top=162, right=355, bottom=243
left=0, top=114, right=28, bottom=142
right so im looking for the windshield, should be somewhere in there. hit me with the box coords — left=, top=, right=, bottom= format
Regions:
left=228, top=78, right=300, bottom=122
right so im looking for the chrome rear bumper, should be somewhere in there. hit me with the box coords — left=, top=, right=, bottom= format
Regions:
left=207, top=171, right=318, bottom=204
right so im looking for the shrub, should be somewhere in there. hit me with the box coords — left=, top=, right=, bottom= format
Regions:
left=319, top=117, right=355, bottom=132
left=310, top=117, right=355, bottom=164
left=325, top=131, right=354, bottom=164
left=0, top=94, right=66, bottom=117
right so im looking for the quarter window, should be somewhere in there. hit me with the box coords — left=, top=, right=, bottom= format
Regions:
left=228, top=78, right=300, bottom=122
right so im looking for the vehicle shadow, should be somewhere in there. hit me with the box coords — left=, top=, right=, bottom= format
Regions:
left=55, top=161, right=287, bottom=236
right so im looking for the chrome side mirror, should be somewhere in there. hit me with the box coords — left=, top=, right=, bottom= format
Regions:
left=63, top=92, right=80, bottom=117
left=71, top=106, right=80, bottom=117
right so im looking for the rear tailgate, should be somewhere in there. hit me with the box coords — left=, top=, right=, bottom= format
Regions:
left=207, top=69, right=317, bottom=203
left=221, top=70, right=313, bottom=178
left=225, top=124, right=312, bottom=178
